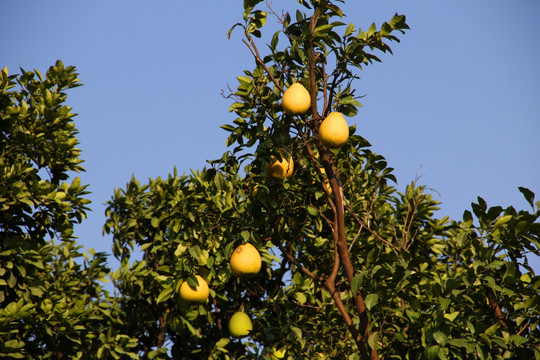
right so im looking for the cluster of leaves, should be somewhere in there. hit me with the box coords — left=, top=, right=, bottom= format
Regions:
left=0, top=62, right=137, bottom=359
left=103, top=166, right=280, bottom=359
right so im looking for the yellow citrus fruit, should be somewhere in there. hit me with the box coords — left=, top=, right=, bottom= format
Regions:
left=265, top=150, right=294, bottom=180
left=179, top=275, right=209, bottom=304
left=282, top=82, right=311, bottom=115
left=228, top=311, right=253, bottom=338
left=319, top=112, right=349, bottom=148
left=230, top=243, right=261, bottom=277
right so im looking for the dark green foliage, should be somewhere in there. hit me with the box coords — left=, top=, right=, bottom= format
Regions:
left=103, top=1, right=539, bottom=359
left=0, top=62, right=137, bottom=359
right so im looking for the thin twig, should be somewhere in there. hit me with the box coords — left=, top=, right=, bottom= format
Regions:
left=348, top=221, right=364, bottom=252
left=242, top=37, right=285, bottom=94
left=276, top=242, right=323, bottom=282
left=347, top=202, right=400, bottom=252
left=321, top=60, right=329, bottom=116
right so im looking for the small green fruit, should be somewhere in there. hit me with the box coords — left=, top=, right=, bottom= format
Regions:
left=228, top=311, right=253, bottom=338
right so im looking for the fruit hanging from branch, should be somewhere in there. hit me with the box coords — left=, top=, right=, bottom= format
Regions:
left=319, top=112, right=350, bottom=148
left=282, top=82, right=311, bottom=115
left=265, top=150, right=294, bottom=180
left=230, top=243, right=262, bottom=277
left=228, top=311, right=253, bottom=338
left=179, top=275, right=209, bottom=304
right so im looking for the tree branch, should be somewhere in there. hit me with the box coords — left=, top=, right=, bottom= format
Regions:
left=325, top=278, right=370, bottom=360
left=242, top=36, right=285, bottom=94
left=485, top=286, right=508, bottom=329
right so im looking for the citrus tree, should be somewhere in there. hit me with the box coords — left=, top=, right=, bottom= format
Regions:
left=103, top=1, right=540, bottom=359
left=0, top=62, right=137, bottom=359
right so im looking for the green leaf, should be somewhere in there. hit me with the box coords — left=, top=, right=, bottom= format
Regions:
left=221, top=124, right=236, bottom=132
left=367, top=23, right=377, bottom=37
left=344, top=23, right=355, bottom=37
left=367, top=331, right=378, bottom=350
left=463, top=210, right=473, bottom=225
left=476, top=344, right=488, bottom=360
left=228, top=23, right=243, bottom=39
left=443, top=311, right=460, bottom=322
left=351, top=274, right=362, bottom=297
left=381, top=22, right=392, bottom=36
left=189, top=245, right=202, bottom=262
left=290, top=326, right=303, bottom=340
left=295, top=292, right=307, bottom=304
left=426, top=345, right=440, bottom=360
left=2, top=353, right=25, bottom=359
left=250, top=10, right=267, bottom=30
left=518, top=187, right=535, bottom=208
left=510, top=335, right=527, bottom=346
left=4, top=339, right=25, bottom=349
left=325, top=3, right=343, bottom=17
left=449, top=338, right=474, bottom=351
left=181, top=316, right=200, bottom=336
left=432, top=330, right=448, bottom=346
left=156, top=286, right=173, bottom=304
left=314, top=24, right=336, bottom=37
left=364, top=293, right=378, bottom=311
left=174, top=243, right=188, bottom=257
left=187, top=274, right=200, bottom=288
left=215, top=337, right=230, bottom=349
left=243, top=0, right=263, bottom=12
left=237, top=76, right=252, bottom=86
left=484, top=323, right=499, bottom=336
left=493, top=214, right=512, bottom=228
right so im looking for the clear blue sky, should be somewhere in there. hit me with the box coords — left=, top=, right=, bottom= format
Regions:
left=3, top=1, right=539, bottom=271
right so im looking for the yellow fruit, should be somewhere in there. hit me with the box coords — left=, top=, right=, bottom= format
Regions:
left=282, top=83, right=311, bottom=115
left=319, top=112, right=349, bottom=148
left=179, top=275, right=209, bottom=304
left=228, top=311, right=253, bottom=338
left=265, top=151, right=294, bottom=180
left=230, top=243, right=261, bottom=277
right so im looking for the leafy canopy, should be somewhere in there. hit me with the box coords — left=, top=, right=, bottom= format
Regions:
left=103, top=1, right=540, bottom=359
left=1, top=1, right=539, bottom=360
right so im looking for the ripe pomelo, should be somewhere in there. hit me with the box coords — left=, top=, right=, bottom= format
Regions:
left=179, top=275, right=209, bottom=304
left=282, top=83, right=311, bottom=115
left=319, top=112, right=349, bottom=148
left=265, top=150, right=294, bottom=180
left=230, top=243, right=261, bottom=277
